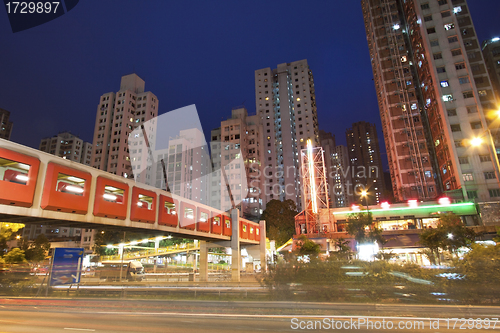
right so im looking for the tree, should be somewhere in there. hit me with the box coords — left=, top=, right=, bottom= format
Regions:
left=3, top=248, right=27, bottom=264
left=330, top=237, right=352, bottom=261
left=21, top=234, right=50, bottom=262
left=346, top=213, right=386, bottom=246
left=260, top=199, right=298, bottom=247
left=439, top=213, right=476, bottom=255
left=294, top=235, right=321, bottom=259
left=0, top=223, right=24, bottom=254
left=419, top=213, right=475, bottom=263
left=419, top=227, right=444, bottom=265
left=455, top=243, right=500, bottom=284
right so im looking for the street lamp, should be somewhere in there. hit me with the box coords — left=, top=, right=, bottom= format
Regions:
left=360, top=190, right=369, bottom=212
left=467, top=128, right=500, bottom=186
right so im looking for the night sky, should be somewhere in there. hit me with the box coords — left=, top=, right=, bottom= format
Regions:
left=2, top=1, right=500, bottom=171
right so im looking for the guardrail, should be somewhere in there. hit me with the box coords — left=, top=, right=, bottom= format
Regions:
left=101, top=243, right=200, bottom=261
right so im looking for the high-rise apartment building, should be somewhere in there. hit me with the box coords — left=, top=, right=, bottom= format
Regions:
left=151, top=128, right=210, bottom=204
left=332, top=145, right=354, bottom=208
left=0, top=108, right=13, bottom=140
left=210, top=107, right=265, bottom=219
left=91, top=73, right=158, bottom=180
left=255, top=59, right=320, bottom=210
left=319, top=130, right=336, bottom=207
left=346, top=121, right=385, bottom=205
left=362, top=0, right=500, bottom=205
left=39, top=131, right=92, bottom=165
left=482, top=37, right=500, bottom=103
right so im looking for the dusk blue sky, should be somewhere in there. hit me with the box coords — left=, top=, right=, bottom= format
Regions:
left=1, top=1, right=499, bottom=172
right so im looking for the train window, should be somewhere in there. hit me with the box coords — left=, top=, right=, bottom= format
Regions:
left=0, top=157, right=31, bottom=185
left=184, top=207, right=194, bottom=219
left=225, top=218, right=231, bottom=228
left=137, top=194, right=153, bottom=209
left=56, top=173, right=85, bottom=196
left=103, top=185, right=124, bottom=203
left=242, top=224, right=247, bottom=232
left=164, top=201, right=176, bottom=214
left=200, top=212, right=208, bottom=222
left=256, top=228, right=260, bottom=236
left=213, top=216, right=221, bottom=226
left=250, top=226, right=254, bottom=234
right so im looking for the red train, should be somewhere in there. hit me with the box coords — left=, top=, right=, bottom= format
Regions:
left=0, top=147, right=260, bottom=241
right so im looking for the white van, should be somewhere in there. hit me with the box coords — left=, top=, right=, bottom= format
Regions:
left=98, top=261, right=145, bottom=281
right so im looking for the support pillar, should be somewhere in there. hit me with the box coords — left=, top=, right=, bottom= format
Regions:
left=199, top=240, right=209, bottom=282
left=230, top=208, right=240, bottom=282
left=259, top=220, right=267, bottom=272
left=154, top=238, right=160, bottom=273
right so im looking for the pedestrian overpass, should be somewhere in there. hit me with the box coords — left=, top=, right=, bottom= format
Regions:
left=0, top=139, right=266, bottom=281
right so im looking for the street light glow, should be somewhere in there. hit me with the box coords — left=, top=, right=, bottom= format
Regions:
left=361, top=190, right=367, bottom=197
left=470, top=137, right=483, bottom=147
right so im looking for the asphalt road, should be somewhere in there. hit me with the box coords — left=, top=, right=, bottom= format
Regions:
left=1, top=299, right=500, bottom=332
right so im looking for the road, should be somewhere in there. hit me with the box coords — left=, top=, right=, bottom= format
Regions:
left=0, top=299, right=500, bottom=332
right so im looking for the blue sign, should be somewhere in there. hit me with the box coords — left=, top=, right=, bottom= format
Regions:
left=50, top=247, right=84, bottom=286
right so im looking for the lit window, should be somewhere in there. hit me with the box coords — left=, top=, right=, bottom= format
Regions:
left=444, top=23, right=454, bottom=30
left=440, top=80, right=449, bottom=87
left=463, top=173, right=473, bottom=182
left=442, top=94, right=453, bottom=101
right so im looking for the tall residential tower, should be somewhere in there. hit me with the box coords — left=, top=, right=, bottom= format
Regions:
left=362, top=0, right=500, bottom=206
left=255, top=59, right=320, bottom=210
left=346, top=121, right=385, bottom=205
left=90, top=74, right=158, bottom=180
left=210, top=107, right=265, bottom=219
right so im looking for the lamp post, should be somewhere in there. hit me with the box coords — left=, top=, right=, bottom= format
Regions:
left=469, top=128, right=500, bottom=186
left=361, top=190, right=369, bottom=213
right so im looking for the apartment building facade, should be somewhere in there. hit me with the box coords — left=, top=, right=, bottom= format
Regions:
left=362, top=0, right=500, bottom=206
left=210, top=107, right=265, bottom=219
left=255, top=59, right=320, bottom=211
left=332, top=145, right=355, bottom=208
left=150, top=128, right=210, bottom=205
left=39, top=131, right=92, bottom=165
left=482, top=37, right=500, bottom=104
left=346, top=121, right=385, bottom=205
left=90, top=73, right=158, bottom=181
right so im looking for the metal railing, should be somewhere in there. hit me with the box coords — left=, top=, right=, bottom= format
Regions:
left=102, top=242, right=200, bottom=261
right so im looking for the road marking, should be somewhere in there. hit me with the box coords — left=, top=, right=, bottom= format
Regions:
left=91, top=311, right=500, bottom=326
left=63, top=329, right=95, bottom=332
